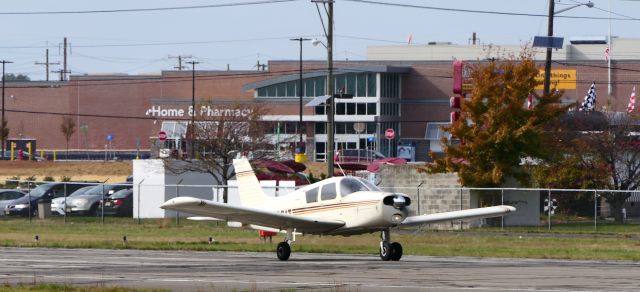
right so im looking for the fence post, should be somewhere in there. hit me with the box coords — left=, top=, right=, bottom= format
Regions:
left=63, top=183, right=67, bottom=224
left=27, top=181, right=32, bottom=223
left=548, top=190, right=551, bottom=231
left=137, top=178, right=146, bottom=225
left=176, top=179, right=184, bottom=226
left=594, top=190, right=598, bottom=232
left=501, top=189, right=504, bottom=231
left=417, top=181, right=424, bottom=215
left=459, top=187, right=463, bottom=230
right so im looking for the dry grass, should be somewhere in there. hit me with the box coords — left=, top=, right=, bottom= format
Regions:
left=0, top=160, right=330, bottom=184
left=0, top=161, right=132, bottom=182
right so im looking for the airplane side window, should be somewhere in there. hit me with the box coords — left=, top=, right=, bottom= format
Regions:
left=320, top=183, right=337, bottom=201
left=305, top=187, right=319, bottom=203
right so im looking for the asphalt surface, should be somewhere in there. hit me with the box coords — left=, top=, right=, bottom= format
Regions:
left=0, top=247, right=639, bottom=291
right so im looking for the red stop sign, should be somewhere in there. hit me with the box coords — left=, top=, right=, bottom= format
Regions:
left=385, top=128, right=395, bottom=139
left=158, top=131, right=167, bottom=141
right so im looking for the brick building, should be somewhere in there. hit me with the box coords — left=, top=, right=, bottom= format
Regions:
left=3, top=39, right=640, bottom=161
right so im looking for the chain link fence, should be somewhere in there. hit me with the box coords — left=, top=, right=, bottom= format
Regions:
left=2, top=180, right=638, bottom=230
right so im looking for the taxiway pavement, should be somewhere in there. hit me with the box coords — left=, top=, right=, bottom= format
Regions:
left=0, top=247, right=638, bottom=291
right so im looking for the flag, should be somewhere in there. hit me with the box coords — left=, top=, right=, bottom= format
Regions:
left=527, top=94, right=533, bottom=110
left=579, top=82, right=597, bottom=111
left=604, top=46, right=610, bottom=62
left=628, top=86, right=637, bottom=113
left=407, top=34, right=413, bottom=45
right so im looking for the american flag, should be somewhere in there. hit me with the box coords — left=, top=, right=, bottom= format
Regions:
left=579, top=82, right=597, bottom=111
left=604, top=46, right=610, bottom=62
left=628, top=86, right=637, bottom=113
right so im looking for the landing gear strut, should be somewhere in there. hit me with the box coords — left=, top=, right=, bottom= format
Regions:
left=276, top=228, right=295, bottom=261
left=379, top=229, right=402, bottom=261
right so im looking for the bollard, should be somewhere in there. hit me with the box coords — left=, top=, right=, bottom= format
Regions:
left=34, top=235, right=39, bottom=246
left=208, top=237, right=215, bottom=244
left=122, top=235, right=127, bottom=247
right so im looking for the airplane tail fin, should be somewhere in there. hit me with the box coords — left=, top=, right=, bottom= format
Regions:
left=233, top=158, right=268, bottom=208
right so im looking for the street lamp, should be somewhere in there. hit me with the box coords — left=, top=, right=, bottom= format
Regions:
left=290, top=37, right=311, bottom=163
left=1, top=60, right=13, bottom=160
left=543, top=0, right=594, bottom=95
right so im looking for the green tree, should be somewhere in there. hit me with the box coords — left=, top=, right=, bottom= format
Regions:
left=3, top=73, right=30, bottom=82
left=422, top=50, right=569, bottom=187
left=60, top=116, right=76, bottom=158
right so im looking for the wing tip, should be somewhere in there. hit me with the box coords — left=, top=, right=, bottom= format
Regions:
left=160, top=197, right=204, bottom=209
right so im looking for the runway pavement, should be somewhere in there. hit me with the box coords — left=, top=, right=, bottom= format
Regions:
left=0, top=247, right=638, bottom=291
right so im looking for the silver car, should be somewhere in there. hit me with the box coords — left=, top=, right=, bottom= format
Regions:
left=51, top=185, right=96, bottom=215
left=62, top=184, right=131, bottom=215
left=0, top=189, right=26, bottom=216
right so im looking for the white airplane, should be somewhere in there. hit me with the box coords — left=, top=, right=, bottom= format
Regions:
left=161, top=158, right=516, bottom=261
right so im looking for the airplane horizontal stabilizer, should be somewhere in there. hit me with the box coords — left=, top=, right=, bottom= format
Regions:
left=400, top=205, right=516, bottom=226
left=161, top=197, right=345, bottom=234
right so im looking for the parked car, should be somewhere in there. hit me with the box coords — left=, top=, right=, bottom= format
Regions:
left=99, top=189, right=133, bottom=217
left=50, top=185, right=96, bottom=215
left=63, top=183, right=131, bottom=216
left=0, top=189, right=26, bottom=216
left=334, top=149, right=385, bottom=163
left=5, top=183, right=87, bottom=216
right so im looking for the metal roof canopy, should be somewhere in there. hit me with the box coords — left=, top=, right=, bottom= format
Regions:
left=305, top=95, right=330, bottom=107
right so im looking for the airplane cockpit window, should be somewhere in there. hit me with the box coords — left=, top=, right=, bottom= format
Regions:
left=305, top=187, right=319, bottom=203
left=320, top=183, right=337, bottom=201
left=359, top=178, right=382, bottom=192
left=340, top=177, right=370, bottom=197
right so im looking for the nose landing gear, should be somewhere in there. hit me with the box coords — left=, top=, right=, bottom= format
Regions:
left=276, top=228, right=295, bottom=261
left=379, top=229, right=402, bottom=261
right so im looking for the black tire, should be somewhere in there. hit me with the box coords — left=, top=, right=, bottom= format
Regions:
left=390, top=242, right=403, bottom=261
left=276, top=242, right=291, bottom=261
left=379, top=241, right=392, bottom=261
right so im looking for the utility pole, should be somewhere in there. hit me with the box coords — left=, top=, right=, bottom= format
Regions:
left=1, top=60, right=13, bottom=160
left=52, top=69, right=71, bottom=82
left=35, top=49, right=60, bottom=81
left=62, top=37, right=70, bottom=81
left=169, top=55, right=192, bottom=71
left=543, top=0, right=555, bottom=96
left=186, top=61, right=199, bottom=159
left=326, top=0, right=334, bottom=177
left=255, top=60, right=266, bottom=71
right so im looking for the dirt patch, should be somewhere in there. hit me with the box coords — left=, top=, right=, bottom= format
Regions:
left=0, top=160, right=332, bottom=184
left=0, top=161, right=132, bottom=183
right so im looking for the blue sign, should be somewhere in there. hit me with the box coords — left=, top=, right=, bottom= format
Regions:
left=367, top=137, right=375, bottom=142
left=106, top=134, right=113, bottom=142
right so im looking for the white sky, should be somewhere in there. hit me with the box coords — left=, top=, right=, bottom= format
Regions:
left=1, top=0, right=638, bottom=80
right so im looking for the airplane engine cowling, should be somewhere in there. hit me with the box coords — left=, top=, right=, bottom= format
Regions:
left=383, top=194, right=411, bottom=210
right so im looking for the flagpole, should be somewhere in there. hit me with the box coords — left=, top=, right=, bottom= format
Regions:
left=608, top=0, right=612, bottom=99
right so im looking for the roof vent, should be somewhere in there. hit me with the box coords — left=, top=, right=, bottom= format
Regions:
left=569, top=36, right=607, bottom=44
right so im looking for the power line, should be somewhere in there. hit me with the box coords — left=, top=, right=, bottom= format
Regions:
left=344, top=0, right=640, bottom=21
left=0, top=0, right=300, bottom=15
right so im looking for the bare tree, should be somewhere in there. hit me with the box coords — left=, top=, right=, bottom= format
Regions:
left=165, top=103, right=274, bottom=202
left=60, top=116, right=76, bottom=158
left=537, top=111, right=640, bottom=223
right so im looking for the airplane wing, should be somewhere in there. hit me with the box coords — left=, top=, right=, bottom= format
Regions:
left=161, top=197, right=345, bottom=234
left=400, top=205, right=516, bottom=226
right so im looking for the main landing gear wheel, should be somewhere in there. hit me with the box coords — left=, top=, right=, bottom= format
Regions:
left=379, top=241, right=392, bottom=261
left=390, top=242, right=403, bottom=261
left=276, top=241, right=291, bottom=261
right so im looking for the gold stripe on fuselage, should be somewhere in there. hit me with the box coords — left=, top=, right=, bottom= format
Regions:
left=288, top=200, right=379, bottom=215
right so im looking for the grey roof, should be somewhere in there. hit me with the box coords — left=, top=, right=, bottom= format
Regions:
left=241, top=65, right=411, bottom=92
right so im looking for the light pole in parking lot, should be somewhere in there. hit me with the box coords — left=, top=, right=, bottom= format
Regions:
left=290, top=37, right=311, bottom=161
left=1, top=60, right=13, bottom=160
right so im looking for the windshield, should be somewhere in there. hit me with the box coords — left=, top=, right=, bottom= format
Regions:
left=69, top=186, right=95, bottom=197
left=110, top=189, right=132, bottom=199
left=359, top=178, right=381, bottom=192
left=26, top=184, right=51, bottom=198
left=340, top=177, right=374, bottom=197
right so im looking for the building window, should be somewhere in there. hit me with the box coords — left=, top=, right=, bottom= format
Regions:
left=336, top=103, right=346, bottom=115
left=367, top=103, right=377, bottom=115
left=426, top=122, right=450, bottom=140
left=367, top=74, right=376, bottom=97
left=315, top=105, right=325, bottom=115
left=315, top=122, right=325, bottom=134
left=357, top=103, right=366, bottom=115
left=346, top=103, right=356, bottom=115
